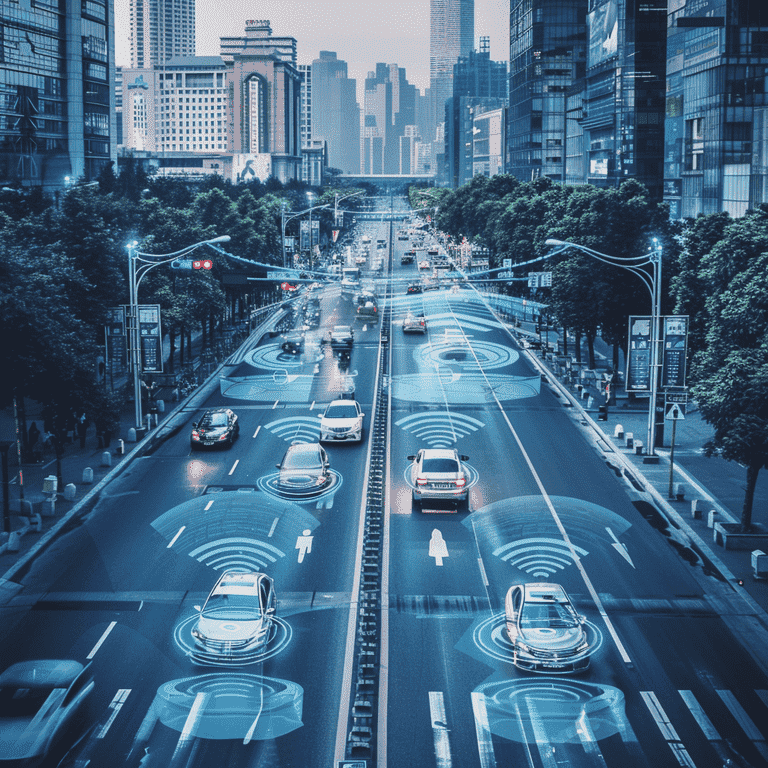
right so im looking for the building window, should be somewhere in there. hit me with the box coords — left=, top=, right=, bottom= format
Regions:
left=685, top=117, right=704, bottom=171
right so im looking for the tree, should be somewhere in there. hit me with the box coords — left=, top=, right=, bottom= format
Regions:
left=689, top=210, right=768, bottom=530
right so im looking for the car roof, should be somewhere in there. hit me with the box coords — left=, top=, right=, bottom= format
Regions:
left=326, top=399, right=358, bottom=408
left=419, top=448, right=459, bottom=459
left=212, top=570, right=267, bottom=597
left=0, top=659, right=83, bottom=688
left=522, top=583, right=569, bottom=602
left=287, top=441, right=322, bottom=455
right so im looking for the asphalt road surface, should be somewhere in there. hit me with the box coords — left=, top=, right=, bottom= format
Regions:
left=1, top=213, right=767, bottom=768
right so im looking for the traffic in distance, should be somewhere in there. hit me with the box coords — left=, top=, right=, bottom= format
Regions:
left=1, top=194, right=767, bottom=768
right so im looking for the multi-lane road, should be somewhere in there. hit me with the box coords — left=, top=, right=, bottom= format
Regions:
left=1, top=209, right=767, bottom=768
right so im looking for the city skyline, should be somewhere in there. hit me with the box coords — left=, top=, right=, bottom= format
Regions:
left=115, top=0, right=510, bottom=97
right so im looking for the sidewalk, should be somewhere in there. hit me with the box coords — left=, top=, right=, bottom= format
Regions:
left=512, top=320, right=768, bottom=618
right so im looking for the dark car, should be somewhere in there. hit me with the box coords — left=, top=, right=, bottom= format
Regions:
left=191, top=408, right=239, bottom=449
left=0, top=659, right=94, bottom=763
left=406, top=283, right=423, bottom=295
left=281, top=330, right=305, bottom=354
left=276, top=442, right=331, bottom=491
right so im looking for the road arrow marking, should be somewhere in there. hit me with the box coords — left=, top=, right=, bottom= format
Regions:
left=606, top=527, right=635, bottom=568
left=429, top=529, right=449, bottom=566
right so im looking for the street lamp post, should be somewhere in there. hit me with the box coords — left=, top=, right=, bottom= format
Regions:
left=544, top=237, right=663, bottom=457
left=334, top=190, right=365, bottom=226
left=281, top=204, right=330, bottom=272
left=126, top=235, right=231, bottom=430
left=307, top=192, right=314, bottom=269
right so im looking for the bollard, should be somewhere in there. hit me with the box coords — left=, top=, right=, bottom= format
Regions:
left=674, top=482, right=686, bottom=501
left=707, top=509, right=718, bottom=528
left=101, top=451, right=112, bottom=468
left=597, top=405, right=608, bottom=421
left=117, top=438, right=125, bottom=455
left=614, top=424, right=624, bottom=439
left=7, top=531, right=20, bottom=552
left=128, top=427, right=137, bottom=443
left=63, top=483, right=76, bottom=501
left=634, top=440, right=644, bottom=456
left=691, top=499, right=705, bottom=519
left=83, top=467, right=94, bottom=484
left=587, top=396, right=594, bottom=409
left=156, top=399, right=165, bottom=413
left=42, top=497, right=56, bottom=516
left=625, top=432, right=634, bottom=449
left=43, top=475, right=58, bottom=495
left=31, top=512, right=42, bottom=532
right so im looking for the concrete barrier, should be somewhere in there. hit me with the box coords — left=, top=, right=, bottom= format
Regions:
left=101, top=451, right=112, bottom=467
left=707, top=509, right=719, bottom=528
left=674, top=482, right=687, bottom=501
left=634, top=440, right=644, bottom=455
left=614, top=424, right=624, bottom=439
left=128, top=427, right=137, bottom=442
left=691, top=499, right=706, bottom=519
left=83, top=467, right=94, bottom=483
left=63, top=483, right=76, bottom=501
left=625, top=433, right=634, bottom=449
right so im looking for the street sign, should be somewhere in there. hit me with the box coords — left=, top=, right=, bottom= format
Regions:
left=666, top=392, right=688, bottom=404
left=499, top=271, right=513, bottom=278
left=666, top=404, right=685, bottom=420
left=503, top=258, right=512, bottom=269
left=171, top=259, right=193, bottom=270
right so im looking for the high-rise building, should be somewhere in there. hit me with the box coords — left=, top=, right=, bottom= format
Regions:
left=311, top=52, right=360, bottom=174
left=130, top=0, right=196, bottom=69
left=664, top=0, right=768, bottom=218
left=444, top=47, right=507, bottom=186
left=0, top=0, right=116, bottom=189
left=430, top=0, right=475, bottom=143
left=508, top=0, right=588, bottom=183
left=222, top=21, right=302, bottom=183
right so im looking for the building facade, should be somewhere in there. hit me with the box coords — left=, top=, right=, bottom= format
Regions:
left=311, top=52, right=360, bottom=174
left=129, top=0, right=195, bottom=69
left=472, top=107, right=505, bottom=177
left=0, top=0, right=116, bottom=190
left=222, top=21, right=302, bottom=183
left=664, top=0, right=768, bottom=218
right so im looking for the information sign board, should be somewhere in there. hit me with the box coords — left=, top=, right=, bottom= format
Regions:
left=138, top=304, right=163, bottom=373
left=661, top=315, right=688, bottom=388
left=626, top=316, right=652, bottom=391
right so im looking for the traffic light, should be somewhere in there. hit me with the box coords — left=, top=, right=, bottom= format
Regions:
left=193, top=259, right=213, bottom=270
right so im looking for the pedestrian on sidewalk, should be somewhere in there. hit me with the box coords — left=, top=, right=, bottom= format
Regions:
left=76, top=411, right=89, bottom=448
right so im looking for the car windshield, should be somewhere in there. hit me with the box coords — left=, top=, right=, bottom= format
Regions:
left=0, top=686, right=54, bottom=718
left=283, top=449, right=322, bottom=470
left=326, top=404, right=358, bottom=420
left=421, top=458, right=459, bottom=473
left=202, top=413, right=228, bottom=427
left=203, top=593, right=261, bottom=620
left=520, top=601, right=578, bottom=629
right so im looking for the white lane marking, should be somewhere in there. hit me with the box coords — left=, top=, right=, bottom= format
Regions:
left=272, top=400, right=279, bottom=409
left=716, top=689, right=768, bottom=758
left=87, top=621, right=117, bottom=660
left=204, top=499, right=214, bottom=511
left=268, top=517, right=279, bottom=537
left=527, top=697, right=558, bottom=768
left=97, top=689, right=131, bottom=738
left=172, top=691, right=209, bottom=760
left=477, top=556, right=489, bottom=587
left=606, top=526, right=635, bottom=568
left=679, top=690, right=721, bottom=740
left=252, top=425, right=261, bottom=439
left=757, top=690, right=768, bottom=709
left=243, top=682, right=265, bottom=745
left=429, top=691, right=453, bottom=768
left=228, top=459, right=239, bottom=476
left=640, top=691, right=697, bottom=767
left=575, top=708, right=608, bottom=764
left=310, top=400, right=315, bottom=410
left=448, top=297, right=632, bottom=665
left=429, top=529, right=449, bottom=566
left=167, top=526, right=186, bottom=549
left=471, top=691, right=497, bottom=768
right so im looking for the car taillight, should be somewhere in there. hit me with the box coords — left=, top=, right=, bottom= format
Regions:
left=416, top=476, right=427, bottom=486
left=192, top=431, right=200, bottom=439
left=218, top=433, right=228, bottom=441
left=455, top=477, right=466, bottom=488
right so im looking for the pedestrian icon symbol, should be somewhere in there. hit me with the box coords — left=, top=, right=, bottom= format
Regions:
left=296, top=530, right=313, bottom=563
left=665, top=404, right=685, bottom=421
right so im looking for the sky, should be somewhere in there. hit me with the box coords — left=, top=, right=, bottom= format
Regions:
left=114, top=0, right=510, bottom=97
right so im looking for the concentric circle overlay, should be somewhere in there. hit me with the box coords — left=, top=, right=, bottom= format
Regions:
left=415, top=340, right=519, bottom=371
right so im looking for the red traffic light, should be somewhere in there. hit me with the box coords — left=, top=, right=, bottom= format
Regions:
left=193, top=259, right=213, bottom=270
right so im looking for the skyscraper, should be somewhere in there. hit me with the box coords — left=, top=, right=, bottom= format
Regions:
left=0, top=0, right=116, bottom=188
left=130, top=0, right=196, bottom=69
left=311, top=52, right=360, bottom=174
left=430, top=0, right=475, bottom=134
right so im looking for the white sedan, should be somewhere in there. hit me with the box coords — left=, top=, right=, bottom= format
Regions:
left=319, top=399, right=365, bottom=442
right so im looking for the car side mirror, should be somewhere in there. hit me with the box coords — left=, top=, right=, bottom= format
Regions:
left=194, top=605, right=202, bottom=612
left=276, top=463, right=281, bottom=469
left=460, top=455, right=469, bottom=461
left=407, top=455, right=416, bottom=461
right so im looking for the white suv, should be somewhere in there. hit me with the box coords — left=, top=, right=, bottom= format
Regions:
left=408, top=448, right=470, bottom=510
left=319, top=399, right=364, bottom=442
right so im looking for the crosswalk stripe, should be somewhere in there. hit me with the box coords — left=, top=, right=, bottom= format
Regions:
left=678, top=690, right=721, bottom=741
left=640, top=691, right=697, bottom=767
left=716, top=689, right=768, bottom=760
left=429, top=691, right=453, bottom=768
left=470, top=691, right=497, bottom=768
